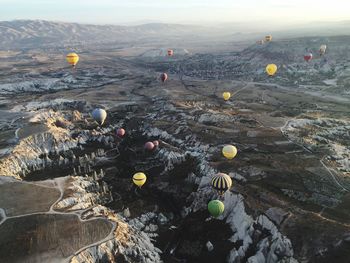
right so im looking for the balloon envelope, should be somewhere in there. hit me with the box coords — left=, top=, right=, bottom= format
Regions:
left=266, top=64, right=277, bottom=76
left=145, top=141, right=155, bottom=151
left=304, top=53, right=313, bottom=62
left=222, top=145, right=237, bottom=159
left=211, top=173, right=232, bottom=195
left=92, top=108, right=107, bottom=125
left=319, top=45, right=327, bottom=56
left=167, top=49, right=174, bottom=56
left=133, top=172, right=147, bottom=188
left=265, top=35, right=272, bottom=42
left=161, top=73, right=168, bottom=83
left=222, top=92, right=231, bottom=101
left=117, top=128, right=125, bottom=137
left=208, top=200, right=225, bottom=218
left=153, top=140, right=159, bottom=147
left=66, top=53, right=79, bottom=67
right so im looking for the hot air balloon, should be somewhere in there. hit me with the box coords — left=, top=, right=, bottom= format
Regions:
left=222, top=145, right=237, bottom=159
left=116, top=128, right=125, bottom=138
left=167, top=49, right=174, bottom=56
left=145, top=141, right=155, bottom=151
left=304, top=52, right=313, bottom=62
left=160, top=73, right=168, bottom=83
left=208, top=200, right=225, bottom=218
left=66, top=53, right=79, bottom=67
left=211, top=173, right=232, bottom=195
left=92, top=108, right=107, bottom=125
left=319, top=45, right=327, bottom=56
left=265, top=35, right=272, bottom=42
left=266, top=64, right=277, bottom=76
left=133, top=172, right=147, bottom=188
left=153, top=140, right=159, bottom=148
left=222, top=92, right=231, bottom=101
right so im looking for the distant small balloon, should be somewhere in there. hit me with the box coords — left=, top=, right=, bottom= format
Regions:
left=66, top=52, right=79, bottom=67
left=304, top=52, right=313, bottom=62
left=117, top=128, right=125, bottom=138
left=145, top=141, right=155, bottom=151
left=153, top=140, right=159, bottom=147
left=266, top=64, right=278, bottom=76
left=265, top=35, right=272, bottom=42
left=319, top=45, right=327, bottom=56
left=92, top=108, right=107, bottom=125
left=160, top=73, right=168, bottom=83
left=222, top=92, right=231, bottom=101
left=167, top=49, right=174, bottom=56
left=133, top=172, right=147, bottom=188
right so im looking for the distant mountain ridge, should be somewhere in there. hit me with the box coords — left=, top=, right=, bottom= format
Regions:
left=1, top=19, right=350, bottom=50
left=0, top=20, right=205, bottom=49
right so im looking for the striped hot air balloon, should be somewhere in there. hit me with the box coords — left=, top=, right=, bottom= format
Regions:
left=211, top=173, right=232, bottom=195
left=265, top=35, right=272, bottom=42
left=133, top=172, right=147, bottom=188
left=66, top=53, right=79, bottom=67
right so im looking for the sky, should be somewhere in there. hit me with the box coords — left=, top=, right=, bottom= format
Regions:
left=1, top=0, right=350, bottom=26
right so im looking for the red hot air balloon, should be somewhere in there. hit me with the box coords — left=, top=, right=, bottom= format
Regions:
left=304, top=52, right=313, bottom=62
left=116, top=128, right=125, bottom=138
left=153, top=140, right=159, bottom=148
left=145, top=141, right=155, bottom=151
left=167, top=49, right=174, bottom=56
left=160, top=73, right=168, bottom=83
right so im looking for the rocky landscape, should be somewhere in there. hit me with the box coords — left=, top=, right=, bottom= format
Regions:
left=0, top=20, right=350, bottom=263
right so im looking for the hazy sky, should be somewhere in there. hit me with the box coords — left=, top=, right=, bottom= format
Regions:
left=1, top=0, right=350, bottom=25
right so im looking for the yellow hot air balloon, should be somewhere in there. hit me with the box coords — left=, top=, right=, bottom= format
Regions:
left=222, top=145, right=237, bottom=160
left=133, top=172, right=147, bottom=188
left=266, top=64, right=277, bottom=76
left=66, top=53, right=79, bottom=67
left=265, top=35, right=272, bottom=42
left=222, top=92, right=231, bottom=101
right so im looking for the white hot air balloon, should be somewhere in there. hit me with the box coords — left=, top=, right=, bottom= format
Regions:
left=319, top=45, right=327, bottom=56
left=92, top=108, right=107, bottom=125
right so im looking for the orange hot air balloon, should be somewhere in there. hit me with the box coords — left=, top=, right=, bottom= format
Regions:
left=160, top=73, right=168, bottom=83
left=167, top=49, right=174, bottom=56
